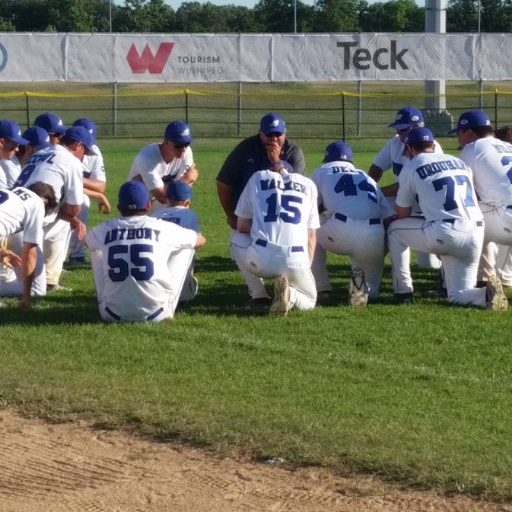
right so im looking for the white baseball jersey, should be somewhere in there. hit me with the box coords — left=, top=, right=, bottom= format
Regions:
left=373, top=135, right=443, bottom=179
left=82, top=144, right=106, bottom=208
left=128, top=143, right=193, bottom=192
left=15, top=145, right=84, bottom=225
left=152, top=206, right=200, bottom=233
left=235, top=169, right=320, bottom=248
left=459, top=136, right=512, bottom=205
left=86, top=215, right=198, bottom=322
left=397, top=152, right=482, bottom=222
left=311, top=161, right=394, bottom=220
left=0, top=158, right=21, bottom=189
left=0, top=186, right=44, bottom=245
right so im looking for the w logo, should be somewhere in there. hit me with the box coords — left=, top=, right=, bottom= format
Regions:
left=126, top=43, right=174, bottom=74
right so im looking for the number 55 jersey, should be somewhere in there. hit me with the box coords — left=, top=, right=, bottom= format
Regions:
left=85, top=215, right=198, bottom=322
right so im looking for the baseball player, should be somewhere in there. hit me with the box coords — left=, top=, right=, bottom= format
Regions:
left=128, top=120, right=198, bottom=213
left=33, top=112, right=67, bottom=146
left=14, top=126, right=91, bottom=291
left=0, top=119, right=29, bottom=189
left=152, top=181, right=201, bottom=306
left=310, top=141, right=395, bottom=305
left=16, top=126, right=52, bottom=168
left=388, top=127, right=507, bottom=310
left=68, top=118, right=110, bottom=265
left=85, top=181, right=206, bottom=323
left=0, top=182, right=57, bottom=309
left=369, top=106, right=444, bottom=269
left=449, top=110, right=512, bottom=288
left=235, top=160, right=319, bottom=316
left=217, top=112, right=306, bottom=311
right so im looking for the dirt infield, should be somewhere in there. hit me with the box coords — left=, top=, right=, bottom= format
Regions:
left=0, top=409, right=510, bottom=512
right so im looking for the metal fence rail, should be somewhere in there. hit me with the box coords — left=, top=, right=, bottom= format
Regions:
left=1, top=82, right=512, bottom=140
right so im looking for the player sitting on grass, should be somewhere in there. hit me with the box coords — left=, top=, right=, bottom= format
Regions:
left=85, top=181, right=206, bottom=323
left=152, top=181, right=202, bottom=308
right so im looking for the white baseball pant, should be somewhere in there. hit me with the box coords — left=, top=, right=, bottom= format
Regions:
left=477, top=203, right=512, bottom=282
left=388, top=218, right=487, bottom=306
left=240, top=239, right=316, bottom=311
left=312, top=214, right=385, bottom=299
left=43, top=218, right=71, bottom=287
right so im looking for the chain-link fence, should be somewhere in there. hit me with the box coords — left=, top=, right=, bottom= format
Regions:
left=1, top=81, right=512, bottom=139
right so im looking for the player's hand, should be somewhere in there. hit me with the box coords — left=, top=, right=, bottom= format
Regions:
left=0, top=249, right=22, bottom=269
left=97, top=194, right=111, bottom=215
left=266, top=141, right=281, bottom=164
left=70, top=217, right=87, bottom=241
left=182, top=166, right=199, bottom=186
left=19, top=297, right=31, bottom=310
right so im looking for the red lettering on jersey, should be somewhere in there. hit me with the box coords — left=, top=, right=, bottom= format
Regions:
left=126, top=43, right=174, bottom=74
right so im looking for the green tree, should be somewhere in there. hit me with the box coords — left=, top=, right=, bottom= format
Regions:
left=447, top=0, right=478, bottom=31
left=313, top=0, right=361, bottom=32
left=359, top=0, right=424, bottom=32
left=253, top=0, right=313, bottom=32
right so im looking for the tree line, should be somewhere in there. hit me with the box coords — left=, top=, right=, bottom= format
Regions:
left=0, top=0, right=510, bottom=34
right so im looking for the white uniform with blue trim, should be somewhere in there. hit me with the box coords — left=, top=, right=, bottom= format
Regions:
left=388, top=152, right=487, bottom=306
left=86, top=215, right=198, bottom=323
left=235, top=169, right=319, bottom=311
left=459, top=136, right=512, bottom=282
left=152, top=205, right=200, bottom=302
left=0, top=186, right=46, bottom=297
left=310, top=161, right=394, bottom=299
left=69, top=144, right=106, bottom=261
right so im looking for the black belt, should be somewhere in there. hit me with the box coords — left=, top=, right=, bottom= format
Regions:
left=442, top=219, right=483, bottom=227
left=255, top=239, right=303, bottom=252
left=334, top=213, right=381, bottom=225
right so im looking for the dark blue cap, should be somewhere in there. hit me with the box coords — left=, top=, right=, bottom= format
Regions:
left=64, top=126, right=97, bottom=155
left=404, top=127, right=434, bottom=144
left=323, top=141, right=353, bottom=163
left=389, top=106, right=424, bottom=130
left=119, top=181, right=150, bottom=210
left=166, top=181, right=193, bottom=201
left=22, top=126, right=51, bottom=148
left=164, top=121, right=194, bottom=145
left=73, top=118, right=97, bottom=138
left=448, top=110, right=491, bottom=134
left=34, top=112, right=67, bottom=134
left=260, top=113, right=286, bottom=135
left=0, top=120, right=30, bottom=145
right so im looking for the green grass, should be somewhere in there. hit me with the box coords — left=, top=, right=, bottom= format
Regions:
left=1, top=137, right=512, bottom=500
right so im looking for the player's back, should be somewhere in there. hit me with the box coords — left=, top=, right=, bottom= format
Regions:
left=0, top=186, right=44, bottom=242
left=311, top=162, right=387, bottom=220
left=86, top=215, right=195, bottom=321
left=460, top=136, right=512, bottom=205
left=404, top=153, right=482, bottom=222
left=238, top=169, right=318, bottom=248
left=153, top=206, right=200, bottom=232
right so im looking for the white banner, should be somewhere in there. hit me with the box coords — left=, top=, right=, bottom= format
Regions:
left=0, top=33, right=511, bottom=82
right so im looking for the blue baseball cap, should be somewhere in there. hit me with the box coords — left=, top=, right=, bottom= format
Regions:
left=388, top=106, right=424, bottom=130
left=166, top=181, right=193, bottom=201
left=260, top=113, right=286, bottom=136
left=0, top=120, right=30, bottom=145
left=64, top=126, right=97, bottom=155
left=448, top=110, right=492, bottom=134
left=164, top=121, right=194, bottom=145
left=73, top=118, right=97, bottom=138
left=119, top=181, right=150, bottom=211
left=323, top=141, right=353, bottom=163
left=34, top=112, right=67, bottom=134
left=21, top=126, right=51, bottom=148
left=404, top=127, right=434, bottom=144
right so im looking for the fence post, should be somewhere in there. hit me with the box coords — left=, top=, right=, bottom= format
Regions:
left=357, top=81, right=362, bottom=137
left=341, top=92, right=346, bottom=141
left=237, top=82, right=242, bottom=137
left=185, top=89, right=189, bottom=124
left=495, top=89, right=499, bottom=128
left=111, top=82, right=118, bottom=137
left=25, top=92, right=30, bottom=129
left=479, top=80, right=484, bottom=110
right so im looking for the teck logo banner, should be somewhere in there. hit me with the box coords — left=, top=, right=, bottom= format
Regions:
left=126, top=43, right=174, bottom=74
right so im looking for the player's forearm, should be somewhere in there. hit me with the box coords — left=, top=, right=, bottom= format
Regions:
left=151, top=187, right=166, bottom=204
left=21, top=244, right=37, bottom=307
left=368, top=164, right=384, bottom=183
left=195, top=234, right=207, bottom=249
left=308, top=229, right=317, bottom=263
left=216, top=181, right=236, bottom=217
left=381, top=182, right=399, bottom=197
left=237, top=217, right=252, bottom=234
left=83, top=177, right=106, bottom=194
left=395, top=205, right=412, bottom=218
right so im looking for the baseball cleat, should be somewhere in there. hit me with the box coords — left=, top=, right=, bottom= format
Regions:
left=245, top=297, right=272, bottom=312
left=269, top=276, right=290, bottom=316
left=388, top=292, right=415, bottom=305
left=349, top=267, right=368, bottom=307
left=485, top=275, right=508, bottom=311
